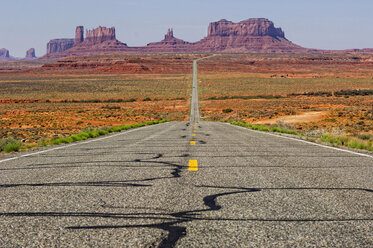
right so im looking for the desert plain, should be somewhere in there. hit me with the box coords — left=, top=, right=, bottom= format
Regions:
left=0, top=53, right=372, bottom=152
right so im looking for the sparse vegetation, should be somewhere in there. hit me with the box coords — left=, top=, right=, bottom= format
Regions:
left=222, top=108, right=233, bottom=113
left=50, top=120, right=168, bottom=146
left=0, top=138, right=21, bottom=152
left=229, top=121, right=372, bottom=152
left=207, top=95, right=283, bottom=100
left=0, top=120, right=169, bottom=153
left=229, top=121, right=298, bottom=135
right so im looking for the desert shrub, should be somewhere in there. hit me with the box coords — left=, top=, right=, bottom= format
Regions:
left=336, top=136, right=350, bottom=146
left=4, top=119, right=169, bottom=152
left=289, top=91, right=332, bottom=97
left=230, top=121, right=300, bottom=135
left=357, top=133, right=373, bottom=140
left=208, top=95, right=283, bottom=100
left=0, top=138, right=21, bottom=152
left=4, top=142, right=21, bottom=152
left=222, top=108, right=233, bottom=113
left=347, top=141, right=367, bottom=150
left=334, top=89, right=373, bottom=97
left=270, top=126, right=298, bottom=135
left=142, top=97, right=152, bottom=101
left=102, top=105, right=121, bottom=110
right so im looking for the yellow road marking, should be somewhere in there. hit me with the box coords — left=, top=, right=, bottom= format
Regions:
left=190, top=141, right=196, bottom=145
left=192, top=134, right=196, bottom=137
left=188, top=160, right=198, bottom=171
left=193, top=130, right=196, bottom=132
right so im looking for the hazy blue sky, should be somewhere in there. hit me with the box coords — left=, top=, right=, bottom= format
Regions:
left=1, top=0, right=373, bottom=57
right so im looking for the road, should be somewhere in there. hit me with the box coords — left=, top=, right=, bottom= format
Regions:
left=190, top=54, right=215, bottom=123
left=1, top=57, right=373, bottom=247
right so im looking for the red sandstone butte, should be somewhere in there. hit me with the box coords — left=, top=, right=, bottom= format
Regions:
left=0, top=48, right=10, bottom=60
left=43, top=18, right=373, bottom=58
left=25, top=48, right=36, bottom=59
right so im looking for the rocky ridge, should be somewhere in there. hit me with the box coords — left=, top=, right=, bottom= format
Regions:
left=44, top=18, right=373, bottom=57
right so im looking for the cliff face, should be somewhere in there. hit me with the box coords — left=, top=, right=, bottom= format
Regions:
left=0, top=48, right=10, bottom=59
left=144, top=19, right=304, bottom=53
left=85, top=26, right=116, bottom=44
left=45, top=26, right=128, bottom=58
left=194, top=18, right=305, bottom=53
left=42, top=18, right=373, bottom=57
left=207, top=18, right=285, bottom=38
left=46, top=39, right=74, bottom=55
left=25, top=48, right=36, bottom=59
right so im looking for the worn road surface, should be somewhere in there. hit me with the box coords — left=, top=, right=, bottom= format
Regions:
left=1, top=57, right=372, bottom=247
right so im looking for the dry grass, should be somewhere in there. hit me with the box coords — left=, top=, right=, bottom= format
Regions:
left=1, top=53, right=373, bottom=151
left=198, top=54, right=373, bottom=149
left=0, top=70, right=191, bottom=147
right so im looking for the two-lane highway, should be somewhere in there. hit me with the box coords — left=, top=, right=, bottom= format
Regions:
left=1, top=56, right=372, bottom=247
left=1, top=121, right=372, bottom=247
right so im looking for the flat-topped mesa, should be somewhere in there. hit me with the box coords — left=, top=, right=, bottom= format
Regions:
left=75, top=26, right=84, bottom=44
left=47, top=39, right=74, bottom=54
left=85, top=26, right=116, bottom=44
left=208, top=18, right=285, bottom=38
left=0, top=48, right=10, bottom=59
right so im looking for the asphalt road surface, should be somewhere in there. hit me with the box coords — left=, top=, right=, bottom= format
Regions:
left=1, top=57, right=373, bottom=247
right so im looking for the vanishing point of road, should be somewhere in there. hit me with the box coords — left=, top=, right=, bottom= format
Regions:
left=1, top=56, right=372, bottom=247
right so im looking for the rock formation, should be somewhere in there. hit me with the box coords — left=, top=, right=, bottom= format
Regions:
left=47, top=39, right=74, bottom=55
left=193, top=18, right=306, bottom=53
left=145, top=28, right=191, bottom=52
left=42, top=18, right=373, bottom=58
left=75, top=26, right=84, bottom=44
left=0, top=48, right=10, bottom=59
left=25, top=48, right=36, bottom=59
left=207, top=18, right=285, bottom=38
left=42, top=25, right=128, bottom=58
left=85, top=26, right=116, bottom=44
left=165, top=28, right=174, bottom=39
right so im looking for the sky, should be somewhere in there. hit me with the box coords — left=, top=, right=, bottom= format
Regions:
left=1, top=0, right=373, bottom=57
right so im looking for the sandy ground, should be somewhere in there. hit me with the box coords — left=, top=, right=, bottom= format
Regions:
left=256, top=111, right=329, bottom=125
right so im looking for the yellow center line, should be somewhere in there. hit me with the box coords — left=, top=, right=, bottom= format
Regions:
left=192, top=134, right=196, bottom=137
left=193, top=130, right=196, bottom=132
left=188, top=160, right=198, bottom=171
left=190, top=141, right=196, bottom=145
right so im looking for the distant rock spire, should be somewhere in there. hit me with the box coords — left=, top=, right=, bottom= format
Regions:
left=75, top=26, right=84, bottom=44
left=165, top=28, right=174, bottom=40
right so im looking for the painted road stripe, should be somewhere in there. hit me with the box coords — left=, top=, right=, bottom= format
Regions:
left=190, top=141, right=196, bottom=145
left=193, top=130, right=196, bottom=132
left=188, top=160, right=198, bottom=171
left=192, top=134, right=196, bottom=137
